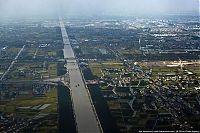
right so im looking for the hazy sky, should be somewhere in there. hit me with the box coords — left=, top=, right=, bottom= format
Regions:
left=0, top=0, right=199, bottom=18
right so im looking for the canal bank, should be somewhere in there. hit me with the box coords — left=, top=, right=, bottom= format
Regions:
left=57, top=83, right=76, bottom=133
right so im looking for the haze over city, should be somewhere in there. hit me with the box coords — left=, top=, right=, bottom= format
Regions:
left=0, top=0, right=199, bottom=18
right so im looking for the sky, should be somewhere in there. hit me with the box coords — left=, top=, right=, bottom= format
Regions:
left=0, top=0, right=199, bottom=18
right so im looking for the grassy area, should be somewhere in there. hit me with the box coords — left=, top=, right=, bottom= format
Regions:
left=119, top=48, right=142, bottom=55
left=48, top=51, right=57, bottom=56
left=89, top=61, right=124, bottom=77
left=38, top=124, right=58, bottom=133
left=81, top=46, right=101, bottom=55
left=107, top=101, right=121, bottom=110
left=0, top=89, right=58, bottom=132
left=101, top=61, right=124, bottom=68
left=8, top=63, right=42, bottom=80
left=89, top=63, right=103, bottom=77
left=186, top=65, right=200, bottom=76
left=41, top=90, right=57, bottom=113
left=152, top=66, right=177, bottom=73
left=37, top=49, right=46, bottom=57
left=48, top=63, right=57, bottom=77
left=7, top=47, right=21, bottom=55
left=6, top=61, right=58, bottom=80
left=26, top=47, right=36, bottom=57
left=151, top=66, right=178, bottom=79
left=0, top=89, right=57, bottom=114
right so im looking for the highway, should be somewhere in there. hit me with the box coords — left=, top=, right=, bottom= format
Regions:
left=0, top=45, right=25, bottom=80
left=59, top=17, right=102, bottom=133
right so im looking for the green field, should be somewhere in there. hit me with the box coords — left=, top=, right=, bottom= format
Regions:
left=89, top=61, right=124, bottom=77
left=0, top=89, right=57, bottom=115
left=6, top=62, right=58, bottom=80
left=48, top=63, right=57, bottom=77
left=0, top=87, right=58, bottom=132
left=119, top=48, right=142, bottom=55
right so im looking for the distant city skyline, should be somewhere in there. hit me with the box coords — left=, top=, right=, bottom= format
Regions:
left=0, top=0, right=199, bottom=18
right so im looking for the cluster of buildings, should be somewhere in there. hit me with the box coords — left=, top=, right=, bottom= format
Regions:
left=85, top=58, right=199, bottom=131
left=0, top=113, right=32, bottom=133
left=0, top=82, right=52, bottom=100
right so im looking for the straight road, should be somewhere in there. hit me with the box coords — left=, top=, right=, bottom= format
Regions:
left=59, top=17, right=102, bottom=133
left=0, top=45, right=25, bottom=80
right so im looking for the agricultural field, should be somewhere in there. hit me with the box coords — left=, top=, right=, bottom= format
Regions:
left=119, top=48, right=142, bottom=55
left=0, top=89, right=57, bottom=114
left=4, top=62, right=58, bottom=80
left=0, top=87, right=58, bottom=132
left=89, top=61, right=125, bottom=77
